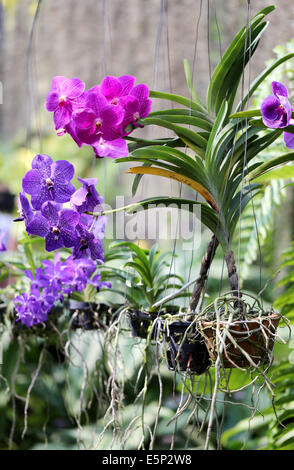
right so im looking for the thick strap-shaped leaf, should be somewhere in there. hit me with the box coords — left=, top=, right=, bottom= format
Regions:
left=206, top=100, right=228, bottom=171
left=150, top=90, right=208, bottom=114
left=128, top=166, right=220, bottom=212
left=229, top=109, right=262, bottom=119
left=253, top=164, right=294, bottom=183
left=130, top=145, right=208, bottom=183
left=207, top=6, right=274, bottom=113
left=140, top=117, right=207, bottom=152
left=229, top=184, right=263, bottom=237
left=228, top=129, right=282, bottom=181
left=149, top=108, right=211, bottom=122
left=214, top=24, right=265, bottom=116
left=126, top=136, right=184, bottom=152
left=145, top=114, right=212, bottom=131
left=248, top=152, right=294, bottom=181
left=237, top=52, right=294, bottom=111
left=112, top=241, right=151, bottom=279
left=118, top=153, right=210, bottom=192
left=249, top=119, right=294, bottom=135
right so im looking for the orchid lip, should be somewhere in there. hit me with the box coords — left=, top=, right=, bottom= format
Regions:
left=46, top=178, right=54, bottom=188
left=51, top=226, right=60, bottom=240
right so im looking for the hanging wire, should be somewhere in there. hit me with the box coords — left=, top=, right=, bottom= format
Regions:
left=207, top=0, right=212, bottom=81
left=236, top=0, right=263, bottom=303
left=237, top=0, right=252, bottom=299
left=186, top=0, right=203, bottom=303
left=26, top=0, right=43, bottom=150
left=213, top=0, right=222, bottom=62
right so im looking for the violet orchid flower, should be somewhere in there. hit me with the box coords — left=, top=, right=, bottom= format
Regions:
left=261, top=81, right=292, bottom=128
left=70, top=177, right=103, bottom=213
left=88, top=273, right=111, bottom=292
left=25, top=268, right=50, bottom=295
left=14, top=291, right=54, bottom=327
left=22, top=154, right=75, bottom=210
left=22, top=154, right=76, bottom=210
left=46, top=76, right=85, bottom=130
left=60, top=256, right=97, bottom=294
left=14, top=192, right=34, bottom=226
left=73, top=223, right=104, bottom=262
left=261, top=81, right=294, bottom=149
left=26, top=201, right=80, bottom=252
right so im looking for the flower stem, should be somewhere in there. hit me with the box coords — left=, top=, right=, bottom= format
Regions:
left=86, top=202, right=143, bottom=217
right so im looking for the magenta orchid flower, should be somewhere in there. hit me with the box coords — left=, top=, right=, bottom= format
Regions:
left=73, top=91, right=124, bottom=145
left=120, top=84, right=152, bottom=131
left=92, top=137, right=128, bottom=158
left=46, top=76, right=85, bottom=130
left=100, top=75, right=136, bottom=105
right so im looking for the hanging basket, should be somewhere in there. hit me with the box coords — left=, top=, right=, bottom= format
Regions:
left=163, top=320, right=210, bottom=375
left=197, top=293, right=282, bottom=369
left=68, top=300, right=120, bottom=330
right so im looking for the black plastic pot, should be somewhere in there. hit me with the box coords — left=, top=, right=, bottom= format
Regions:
left=68, top=300, right=119, bottom=330
left=127, top=305, right=184, bottom=339
left=127, top=310, right=156, bottom=339
left=164, top=321, right=210, bottom=375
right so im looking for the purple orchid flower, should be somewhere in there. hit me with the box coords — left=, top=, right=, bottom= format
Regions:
left=59, top=256, right=96, bottom=294
left=92, top=137, right=128, bottom=158
left=26, top=201, right=80, bottom=252
left=88, top=273, right=111, bottom=292
left=73, top=91, right=124, bottom=145
left=25, top=267, right=50, bottom=295
left=14, top=291, right=54, bottom=327
left=46, top=76, right=85, bottom=130
left=22, top=154, right=76, bottom=210
left=73, top=223, right=104, bottom=262
left=261, top=81, right=292, bottom=128
left=70, top=177, right=103, bottom=213
left=261, top=81, right=294, bottom=149
left=14, top=192, right=34, bottom=226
